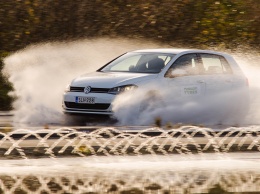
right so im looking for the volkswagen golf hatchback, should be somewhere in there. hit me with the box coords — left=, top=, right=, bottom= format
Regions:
left=63, top=49, right=249, bottom=118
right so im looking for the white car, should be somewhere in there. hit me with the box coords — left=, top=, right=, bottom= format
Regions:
left=63, top=49, right=249, bottom=119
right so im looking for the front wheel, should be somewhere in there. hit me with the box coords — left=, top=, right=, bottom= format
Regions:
left=139, top=90, right=165, bottom=117
left=62, top=113, right=116, bottom=126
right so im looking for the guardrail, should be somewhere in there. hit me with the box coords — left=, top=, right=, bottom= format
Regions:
left=0, top=111, right=13, bottom=116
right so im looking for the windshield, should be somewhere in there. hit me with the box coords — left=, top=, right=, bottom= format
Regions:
left=100, top=52, right=175, bottom=73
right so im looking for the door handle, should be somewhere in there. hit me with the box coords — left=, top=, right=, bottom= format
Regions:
left=197, top=80, right=204, bottom=83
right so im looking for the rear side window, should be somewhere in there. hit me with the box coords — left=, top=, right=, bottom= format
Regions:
left=200, top=54, right=232, bottom=74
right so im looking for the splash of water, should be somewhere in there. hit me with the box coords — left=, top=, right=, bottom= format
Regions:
left=112, top=50, right=260, bottom=126
left=3, top=39, right=260, bottom=126
left=0, top=126, right=260, bottom=159
left=233, top=51, right=260, bottom=125
left=1, top=156, right=260, bottom=193
left=3, top=38, right=162, bottom=126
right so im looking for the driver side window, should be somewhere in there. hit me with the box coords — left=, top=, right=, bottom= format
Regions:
left=165, top=54, right=199, bottom=77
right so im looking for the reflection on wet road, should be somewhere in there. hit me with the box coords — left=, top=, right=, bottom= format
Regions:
left=1, top=155, right=260, bottom=193
left=1, top=112, right=260, bottom=193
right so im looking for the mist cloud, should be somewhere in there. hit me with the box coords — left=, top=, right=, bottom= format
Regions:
left=112, top=50, right=260, bottom=126
left=3, top=38, right=161, bottom=126
left=3, top=39, right=260, bottom=127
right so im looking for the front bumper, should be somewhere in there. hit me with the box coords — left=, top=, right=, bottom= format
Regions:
left=63, top=92, right=115, bottom=115
left=63, top=109, right=113, bottom=115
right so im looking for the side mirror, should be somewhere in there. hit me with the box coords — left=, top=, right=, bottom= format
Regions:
left=129, top=65, right=136, bottom=71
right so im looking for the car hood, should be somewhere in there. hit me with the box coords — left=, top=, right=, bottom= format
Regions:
left=71, top=71, right=158, bottom=88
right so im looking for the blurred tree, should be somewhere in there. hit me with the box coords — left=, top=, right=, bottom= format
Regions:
left=191, top=0, right=259, bottom=48
left=0, top=54, right=13, bottom=111
left=0, top=0, right=259, bottom=110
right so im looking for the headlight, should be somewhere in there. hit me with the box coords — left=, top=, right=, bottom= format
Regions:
left=65, top=85, right=70, bottom=93
left=108, top=85, right=137, bottom=95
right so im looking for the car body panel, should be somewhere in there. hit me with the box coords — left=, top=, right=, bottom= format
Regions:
left=166, top=76, right=206, bottom=97
left=63, top=49, right=249, bottom=116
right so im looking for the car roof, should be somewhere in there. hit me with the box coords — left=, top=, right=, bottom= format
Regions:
left=131, top=48, right=229, bottom=56
left=132, top=48, right=190, bottom=54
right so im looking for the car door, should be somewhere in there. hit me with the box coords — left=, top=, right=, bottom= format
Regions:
left=164, top=53, right=206, bottom=99
left=197, top=53, right=234, bottom=96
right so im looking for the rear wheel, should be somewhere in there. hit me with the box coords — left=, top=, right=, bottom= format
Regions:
left=219, top=91, right=249, bottom=125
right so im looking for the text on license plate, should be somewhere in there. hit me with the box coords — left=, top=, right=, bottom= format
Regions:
left=75, top=97, right=95, bottom=104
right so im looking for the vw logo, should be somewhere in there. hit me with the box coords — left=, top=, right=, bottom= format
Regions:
left=84, top=86, right=91, bottom=94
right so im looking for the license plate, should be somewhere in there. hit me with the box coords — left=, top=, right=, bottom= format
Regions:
left=75, top=97, right=95, bottom=104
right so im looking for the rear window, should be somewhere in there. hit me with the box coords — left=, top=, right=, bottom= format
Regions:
left=200, top=54, right=232, bottom=74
